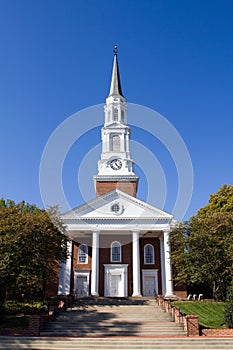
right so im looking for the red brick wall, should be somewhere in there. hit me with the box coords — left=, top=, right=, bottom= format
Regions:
left=99, top=247, right=109, bottom=296
left=72, top=241, right=92, bottom=295
left=73, top=242, right=92, bottom=270
left=96, top=181, right=137, bottom=197
left=174, top=290, right=187, bottom=299
left=184, top=315, right=199, bottom=336
left=202, top=328, right=233, bottom=336
left=99, top=242, right=132, bottom=296
left=139, top=237, right=162, bottom=294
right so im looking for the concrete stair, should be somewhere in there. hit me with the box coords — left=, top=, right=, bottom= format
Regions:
left=40, top=297, right=185, bottom=337
left=1, top=337, right=233, bottom=349
left=2, top=298, right=231, bottom=349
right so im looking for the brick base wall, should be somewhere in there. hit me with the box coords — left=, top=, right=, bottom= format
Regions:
left=174, top=290, right=187, bottom=299
left=202, top=328, right=233, bottom=336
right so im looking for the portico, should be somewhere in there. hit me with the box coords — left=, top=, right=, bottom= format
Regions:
left=58, top=190, right=175, bottom=298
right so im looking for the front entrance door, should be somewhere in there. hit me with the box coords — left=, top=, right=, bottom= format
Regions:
left=142, top=270, right=158, bottom=297
left=110, top=274, right=121, bottom=297
left=104, top=264, right=128, bottom=297
left=74, top=271, right=90, bottom=297
left=144, top=276, right=155, bottom=296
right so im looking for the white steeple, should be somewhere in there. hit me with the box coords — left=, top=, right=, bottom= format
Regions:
left=94, top=47, right=139, bottom=197
left=97, top=46, right=136, bottom=176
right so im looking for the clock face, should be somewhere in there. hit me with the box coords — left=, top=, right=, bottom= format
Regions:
left=110, top=158, right=122, bottom=170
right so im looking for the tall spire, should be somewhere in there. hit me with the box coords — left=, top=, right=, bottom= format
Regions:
left=94, top=46, right=139, bottom=197
left=109, top=46, right=124, bottom=97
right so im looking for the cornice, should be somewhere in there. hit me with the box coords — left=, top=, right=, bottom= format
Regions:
left=64, top=216, right=171, bottom=222
left=94, top=175, right=139, bottom=182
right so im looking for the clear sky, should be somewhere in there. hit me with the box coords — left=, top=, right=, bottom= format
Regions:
left=0, top=0, right=232, bottom=220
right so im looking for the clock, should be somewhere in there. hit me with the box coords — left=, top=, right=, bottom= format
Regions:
left=110, top=158, right=122, bottom=170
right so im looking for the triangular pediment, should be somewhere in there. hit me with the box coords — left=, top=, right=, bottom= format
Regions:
left=104, top=121, right=128, bottom=129
left=62, top=190, right=173, bottom=222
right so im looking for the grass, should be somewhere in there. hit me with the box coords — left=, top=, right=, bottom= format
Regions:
left=0, top=315, right=29, bottom=329
left=172, top=301, right=225, bottom=329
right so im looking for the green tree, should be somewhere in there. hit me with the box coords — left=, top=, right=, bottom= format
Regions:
left=198, top=184, right=233, bottom=214
left=0, top=200, right=69, bottom=302
left=170, top=185, right=233, bottom=301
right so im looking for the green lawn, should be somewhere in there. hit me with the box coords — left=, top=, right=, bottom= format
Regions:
left=172, top=301, right=225, bottom=329
left=0, top=315, right=29, bottom=329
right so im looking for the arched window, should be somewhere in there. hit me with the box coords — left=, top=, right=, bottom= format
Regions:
left=78, top=244, right=88, bottom=264
left=111, top=241, right=121, bottom=262
left=144, top=244, right=155, bottom=264
left=112, top=135, right=120, bottom=152
left=114, top=108, right=118, bottom=121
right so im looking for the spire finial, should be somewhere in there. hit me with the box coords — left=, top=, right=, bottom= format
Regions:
left=109, top=45, right=124, bottom=97
left=113, top=45, right=118, bottom=56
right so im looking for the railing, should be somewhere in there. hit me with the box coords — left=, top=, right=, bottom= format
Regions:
left=156, top=295, right=200, bottom=336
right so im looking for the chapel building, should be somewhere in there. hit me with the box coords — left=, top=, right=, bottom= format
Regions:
left=58, top=48, right=177, bottom=299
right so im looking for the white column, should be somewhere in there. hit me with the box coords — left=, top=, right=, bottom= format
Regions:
left=58, top=241, right=72, bottom=295
left=163, top=230, right=175, bottom=298
left=159, top=235, right=166, bottom=296
left=91, top=231, right=99, bottom=296
left=132, top=231, right=141, bottom=296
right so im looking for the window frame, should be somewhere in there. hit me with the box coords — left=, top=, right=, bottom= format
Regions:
left=144, top=244, right=155, bottom=265
left=111, top=241, right=121, bottom=263
left=78, top=244, right=88, bottom=265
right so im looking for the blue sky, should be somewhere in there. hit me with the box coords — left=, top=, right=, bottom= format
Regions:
left=0, top=0, right=232, bottom=220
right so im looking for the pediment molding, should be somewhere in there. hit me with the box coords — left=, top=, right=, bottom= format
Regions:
left=62, top=189, right=173, bottom=222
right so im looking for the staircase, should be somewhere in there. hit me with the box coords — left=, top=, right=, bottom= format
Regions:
left=1, top=337, right=233, bottom=349
left=40, top=297, right=185, bottom=337
left=1, top=298, right=233, bottom=349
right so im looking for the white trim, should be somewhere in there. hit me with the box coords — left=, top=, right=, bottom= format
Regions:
left=104, top=264, right=128, bottom=297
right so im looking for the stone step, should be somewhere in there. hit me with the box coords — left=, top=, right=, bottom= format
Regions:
left=1, top=337, right=233, bottom=349
left=41, top=297, right=185, bottom=337
left=44, top=323, right=183, bottom=328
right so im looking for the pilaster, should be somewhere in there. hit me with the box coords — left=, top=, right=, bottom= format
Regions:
left=163, top=230, right=175, bottom=298
left=58, top=241, right=72, bottom=295
left=91, top=231, right=99, bottom=296
left=132, top=230, right=141, bottom=297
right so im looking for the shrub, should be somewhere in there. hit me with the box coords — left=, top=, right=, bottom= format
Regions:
left=224, top=285, right=233, bottom=328
left=4, top=300, right=48, bottom=315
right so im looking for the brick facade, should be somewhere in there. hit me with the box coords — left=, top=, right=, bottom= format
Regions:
left=71, top=236, right=162, bottom=297
left=99, top=242, right=133, bottom=296
left=96, top=181, right=138, bottom=197
left=139, top=237, right=162, bottom=294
